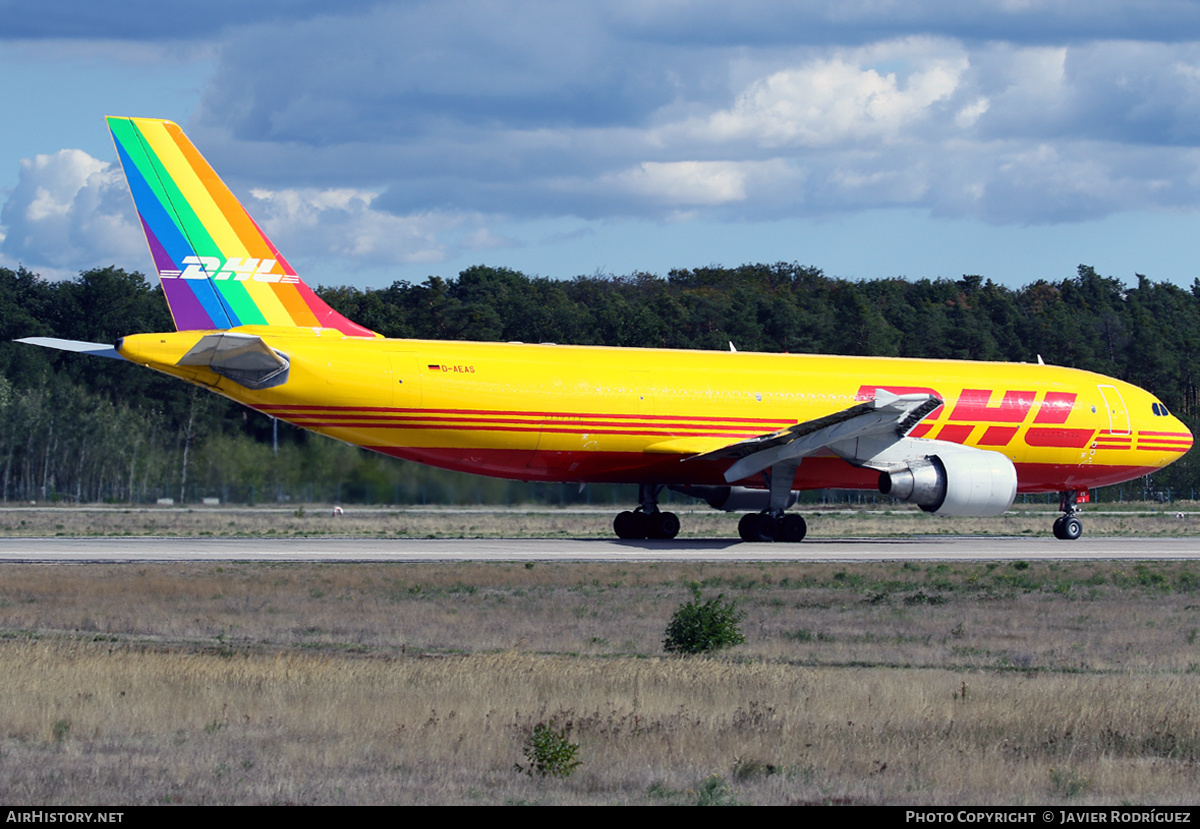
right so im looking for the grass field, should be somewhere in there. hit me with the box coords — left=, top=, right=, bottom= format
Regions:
left=3, top=523, right=1200, bottom=804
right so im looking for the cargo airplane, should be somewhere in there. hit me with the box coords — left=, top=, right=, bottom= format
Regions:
left=18, top=118, right=1194, bottom=541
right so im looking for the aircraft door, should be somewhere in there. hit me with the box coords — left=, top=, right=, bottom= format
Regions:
left=1097, top=384, right=1130, bottom=435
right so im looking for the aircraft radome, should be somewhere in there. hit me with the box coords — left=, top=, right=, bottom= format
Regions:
left=17, top=118, right=1194, bottom=542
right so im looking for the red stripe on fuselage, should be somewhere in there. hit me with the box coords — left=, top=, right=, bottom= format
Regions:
left=257, top=404, right=786, bottom=426
left=281, top=414, right=774, bottom=434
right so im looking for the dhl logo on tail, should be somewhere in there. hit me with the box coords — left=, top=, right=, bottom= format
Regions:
left=165, top=256, right=299, bottom=283
left=107, top=116, right=375, bottom=337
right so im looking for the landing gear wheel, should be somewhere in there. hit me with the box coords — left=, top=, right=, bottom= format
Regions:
left=737, top=513, right=758, bottom=542
left=614, top=510, right=646, bottom=540
left=778, top=514, right=807, bottom=543
left=614, top=483, right=681, bottom=540
left=1052, top=515, right=1083, bottom=540
left=647, top=511, right=680, bottom=540
left=738, top=512, right=777, bottom=542
left=757, top=514, right=778, bottom=542
left=1052, top=490, right=1084, bottom=540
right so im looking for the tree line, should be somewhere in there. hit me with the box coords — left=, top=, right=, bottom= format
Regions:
left=1, top=262, right=1197, bottom=503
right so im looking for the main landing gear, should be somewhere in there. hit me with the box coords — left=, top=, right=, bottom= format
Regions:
left=1052, top=490, right=1084, bottom=540
left=738, top=512, right=807, bottom=543
left=613, top=470, right=810, bottom=542
left=613, top=484, right=680, bottom=540
left=737, top=459, right=807, bottom=542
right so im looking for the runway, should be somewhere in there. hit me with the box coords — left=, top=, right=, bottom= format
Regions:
left=0, top=535, right=1198, bottom=562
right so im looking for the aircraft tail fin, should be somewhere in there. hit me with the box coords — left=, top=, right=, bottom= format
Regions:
left=107, top=116, right=376, bottom=337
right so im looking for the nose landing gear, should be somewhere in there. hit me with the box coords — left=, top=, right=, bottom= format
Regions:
left=1052, top=490, right=1084, bottom=540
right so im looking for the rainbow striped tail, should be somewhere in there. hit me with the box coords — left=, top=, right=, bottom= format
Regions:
left=108, top=116, right=376, bottom=337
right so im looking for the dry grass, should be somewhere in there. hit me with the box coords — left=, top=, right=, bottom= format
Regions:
left=1, top=502, right=1198, bottom=538
left=3, top=559, right=1200, bottom=804
left=3, top=643, right=1200, bottom=805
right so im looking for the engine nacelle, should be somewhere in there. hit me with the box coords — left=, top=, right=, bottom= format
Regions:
left=877, top=448, right=1017, bottom=517
left=669, top=485, right=797, bottom=513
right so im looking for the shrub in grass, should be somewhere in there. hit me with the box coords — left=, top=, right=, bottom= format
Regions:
left=694, top=774, right=739, bottom=806
left=51, top=718, right=70, bottom=744
left=515, top=722, right=582, bottom=778
left=1050, top=766, right=1088, bottom=798
left=663, top=589, right=745, bottom=655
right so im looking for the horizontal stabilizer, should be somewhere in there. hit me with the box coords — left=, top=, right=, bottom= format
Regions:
left=176, top=332, right=290, bottom=390
left=16, top=337, right=125, bottom=360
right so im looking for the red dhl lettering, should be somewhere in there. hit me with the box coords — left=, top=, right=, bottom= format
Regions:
left=934, top=424, right=974, bottom=444
left=1033, top=391, right=1076, bottom=424
left=978, top=425, right=1019, bottom=446
left=948, top=389, right=1036, bottom=423
left=854, top=385, right=1084, bottom=447
left=857, top=386, right=1076, bottom=425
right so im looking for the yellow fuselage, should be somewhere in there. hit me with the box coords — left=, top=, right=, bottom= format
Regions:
left=118, top=327, right=1192, bottom=493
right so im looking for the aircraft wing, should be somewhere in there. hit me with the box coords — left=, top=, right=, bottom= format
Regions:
left=16, top=337, right=125, bottom=360
left=689, top=390, right=942, bottom=483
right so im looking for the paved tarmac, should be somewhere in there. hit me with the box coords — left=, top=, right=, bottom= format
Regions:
left=0, top=535, right=1197, bottom=562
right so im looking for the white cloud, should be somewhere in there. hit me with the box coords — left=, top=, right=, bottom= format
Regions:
left=955, top=97, right=990, bottom=128
left=611, top=161, right=750, bottom=205
left=460, top=227, right=517, bottom=251
left=0, top=149, right=143, bottom=276
left=604, top=158, right=802, bottom=209
left=701, top=49, right=967, bottom=148
left=246, top=187, right=516, bottom=267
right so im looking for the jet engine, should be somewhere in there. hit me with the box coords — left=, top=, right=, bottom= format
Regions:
left=877, top=448, right=1017, bottom=517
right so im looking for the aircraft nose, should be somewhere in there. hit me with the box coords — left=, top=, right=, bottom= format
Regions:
left=1177, top=416, right=1194, bottom=450
left=1153, top=413, right=1194, bottom=461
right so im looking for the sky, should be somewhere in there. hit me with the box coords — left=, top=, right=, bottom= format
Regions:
left=3, top=0, right=1200, bottom=292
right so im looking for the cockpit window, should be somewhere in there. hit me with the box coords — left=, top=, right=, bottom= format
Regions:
left=1152, top=402, right=1171, bottom=417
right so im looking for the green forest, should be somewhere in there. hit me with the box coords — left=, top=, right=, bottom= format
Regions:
left=1, top=261, right=1197, bottom=505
